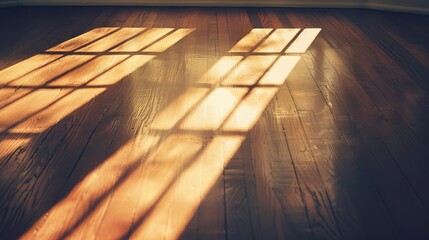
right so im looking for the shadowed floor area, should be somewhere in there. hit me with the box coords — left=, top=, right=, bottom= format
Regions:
left=1, top=6, right=429, bottom=240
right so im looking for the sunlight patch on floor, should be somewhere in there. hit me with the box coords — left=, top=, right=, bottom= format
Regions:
left=14, top=27, right=319, bottom=240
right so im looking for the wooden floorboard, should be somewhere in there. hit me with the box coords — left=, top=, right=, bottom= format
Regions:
left=0, top=5, right=429, bottom=240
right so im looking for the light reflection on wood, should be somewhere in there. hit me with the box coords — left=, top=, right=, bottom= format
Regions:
left=197, top=56, right=243, bottom=85
left=77, top=28, right=145, bottom=52
left=1, top=55, right=95, bottom=89
left=229, top=28, right=272, bottom=53
left=0, top=54, right=64, bottom=85
left=1, top=88, right=69, bottom=132
left=16, top=27, right=318, bottom=240
left=285, top=28, right=321, bottom=53
left=151, top=56, right=243, bottom=130
left=0, top=138, right=31, bottom=160
left=48, top=55, right=131, bottom=87
left=18, top=26, right=195, bottom=239
left=258, top=55, right=301, bottom=86
left=223, top=87, right=278, bottom=132
left=47, top=27, right=119, bottom=52
left=131, top=135, right=245, bottom=240
left=111, top=28, right=174, bottom=52
left=0, top=27, right=192, bottom=135
left=85, top=55, right=155, bottom=86
left=180, top=88, right=248, bottom=131
left=21, top=138, right=142, bottom=239
left=2, top=55, right=154, bottom=134
left=221, top=55, right=277, bottom=86
left=254, top=28, right=300, bottom=53
left=143, top=29, right=195, bottom=53
left=150, top=87, right=210, bottom=130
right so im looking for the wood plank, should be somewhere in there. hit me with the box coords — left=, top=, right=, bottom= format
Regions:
left=0, top=7, right=429, bottom=240
left=303, top=44, right=429, bottom=238
left=191, top=8, right=227, bottom=240
left=248, top=112, right=303, bottom=240
left=86, top=10, right=192, bottom=239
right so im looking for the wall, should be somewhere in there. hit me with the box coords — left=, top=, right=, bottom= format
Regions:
left=0, top=0, right=20, bottom=7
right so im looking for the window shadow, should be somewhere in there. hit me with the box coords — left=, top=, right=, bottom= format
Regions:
left=0, top=26, right=197, bottom=239
left=1, top=23, right=321, bottom=239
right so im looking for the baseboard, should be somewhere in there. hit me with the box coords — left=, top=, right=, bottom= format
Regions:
left=17, top=0, right=429, bottom=15
left=366, top=2, right=429, bottom=15
left=21, top=0, right=360, bottom=7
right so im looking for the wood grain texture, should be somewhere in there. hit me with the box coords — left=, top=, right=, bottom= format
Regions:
left=0, top=6, right=429, bottom=240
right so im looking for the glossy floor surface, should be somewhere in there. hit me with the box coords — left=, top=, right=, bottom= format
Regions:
left=1, top=6, right=429, bottom=240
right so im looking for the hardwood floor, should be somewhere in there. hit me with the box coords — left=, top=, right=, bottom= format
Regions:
left=1, top=6, right=429, bottom=240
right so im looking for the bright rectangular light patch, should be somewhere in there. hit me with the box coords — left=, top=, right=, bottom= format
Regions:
left=229, top=28, right=272, bottom=53
left=285, top=28, right=321, bottom=53
left=254, top=28, right=300, bottom=53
